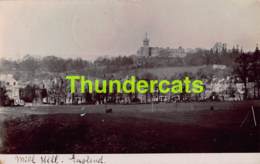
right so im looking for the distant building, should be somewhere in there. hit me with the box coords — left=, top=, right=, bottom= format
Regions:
left=0, top=73, right=25, bottom=105
left=212, top=42, right=227, bottom=54
left=212, top=64, right=227, bottom=70
left=137, top=33, right=186, bottom=58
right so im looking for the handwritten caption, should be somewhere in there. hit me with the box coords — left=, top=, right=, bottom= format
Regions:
left=15, top=154, right=105, bottom=164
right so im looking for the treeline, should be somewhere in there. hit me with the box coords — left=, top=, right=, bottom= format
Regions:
left=140, top=47, right=241, bottom=68
left=185, top=48, right=240, bottom=66
left=0, top=55, right=91, bottom=73
left=0, top=46, right=256, bottom=80
left=0, top=55, right=135, bottom=74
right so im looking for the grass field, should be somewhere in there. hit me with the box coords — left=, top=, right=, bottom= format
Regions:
left=0, top=101, right=259, bottom=153
left=138, top=66, right=205, bottom=78
left=113, top=65, right=206, bottom=79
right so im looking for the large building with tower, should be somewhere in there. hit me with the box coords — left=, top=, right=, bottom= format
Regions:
left=137, top=33, right=186, bottom=58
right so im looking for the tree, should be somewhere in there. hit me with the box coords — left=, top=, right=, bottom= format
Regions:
left=20, top=85, right=36, bottom=102
left=250, top=45, right=260, bottom=98
left=234, top=52, right=251, bottom=100
left=0, top=85, right=8, bottom=106
left=19, top=55, right=39, bottom=75
left=41, top=56, right=67, bottom=73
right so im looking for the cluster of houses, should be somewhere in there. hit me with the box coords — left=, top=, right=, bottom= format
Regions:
left=0, top=70, right=249, bottom=106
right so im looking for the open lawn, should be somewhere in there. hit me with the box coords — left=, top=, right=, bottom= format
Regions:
left=138, top=66, right=205, bottom=78
left=0, top=101, right=259, bottom=153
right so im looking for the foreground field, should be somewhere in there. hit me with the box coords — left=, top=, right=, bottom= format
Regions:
left=0, top=101, right=259, bottom=153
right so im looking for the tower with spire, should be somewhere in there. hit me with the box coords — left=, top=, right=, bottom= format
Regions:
left=137, top=32, right=151, bottom=57
left=143, top=32, right=150, bottom=47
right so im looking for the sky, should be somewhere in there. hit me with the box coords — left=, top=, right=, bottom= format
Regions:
left=0, top=0, right=259, bottom=60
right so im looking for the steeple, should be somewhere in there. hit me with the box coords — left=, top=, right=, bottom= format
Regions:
left=143, top=32, right=149, bottom=47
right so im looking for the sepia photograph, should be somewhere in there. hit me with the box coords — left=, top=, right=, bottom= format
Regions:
left=0, top=0, right=259, bottom=159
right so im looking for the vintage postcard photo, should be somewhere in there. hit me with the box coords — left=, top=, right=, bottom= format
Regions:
left=0, top=0, right=260, bottom=162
